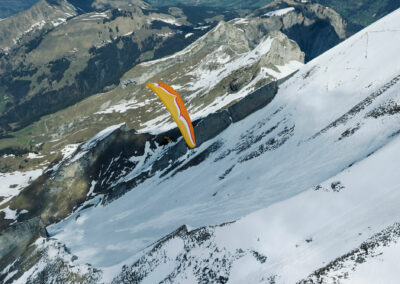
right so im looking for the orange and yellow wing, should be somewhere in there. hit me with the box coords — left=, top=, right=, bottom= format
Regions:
left=146, top=82, right=196, bottom=148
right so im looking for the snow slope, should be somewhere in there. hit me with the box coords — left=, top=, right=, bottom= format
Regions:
left=0, top=170, right=42, bottom=206
left=48, top=8, right=400, bottom=282
left=265, top=7, right=295, bottom=17
left=114, top=135, right=400, bottom=283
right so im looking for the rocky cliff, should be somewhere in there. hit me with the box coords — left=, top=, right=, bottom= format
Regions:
left=247, top=0, right=347, bottom=61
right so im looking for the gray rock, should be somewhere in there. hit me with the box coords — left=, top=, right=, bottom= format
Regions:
left=228, top=81, right=278, bottom=123
left=0, top=217, right=48, bottom=271
left=194, top=110, right=232, bottom=146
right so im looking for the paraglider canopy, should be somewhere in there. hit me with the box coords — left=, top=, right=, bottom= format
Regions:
left=146, top=82, right=196, bottom=148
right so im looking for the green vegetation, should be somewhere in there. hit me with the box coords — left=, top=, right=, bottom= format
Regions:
left=317, top=0, right=400, bottom=33
left=49, top=58, right=71, bottom=83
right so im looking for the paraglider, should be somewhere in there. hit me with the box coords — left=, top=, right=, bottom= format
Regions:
left=146, top=82, right=196, bottom=148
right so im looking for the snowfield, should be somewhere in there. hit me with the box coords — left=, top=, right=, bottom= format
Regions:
left=265, top=7, right=295, bottom=17
left=113, top=134, right=400, bottom=283
left=0, top=170, right=43, bottom=206
left=43, top=8, right=400, bottom=283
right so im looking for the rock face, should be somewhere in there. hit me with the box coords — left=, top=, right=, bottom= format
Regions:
left=0, top=217, right=48, bottom=272
left=228, top=80, right=277, bottom=122
left=246, top=0, right=347, bottom=62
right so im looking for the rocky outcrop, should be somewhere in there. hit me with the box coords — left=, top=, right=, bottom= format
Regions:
left=228, top=81, right=278, bottom=122
left=0, top=217, right=48, bottom=272
left=112, top=222, right=267, bottom=284
left=246, top=0, right=347, bottom=61
left=301, top=223, right=400, bottom=283
left=0, top=237, right=101, bottom=284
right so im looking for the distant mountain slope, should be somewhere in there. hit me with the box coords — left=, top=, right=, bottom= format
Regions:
left=147, top=0, right=400, bottom=34
left=2, top=0, right=399, bottom=34
left=0, top=0, right=39, bottom=19
left=317, top=0, right=400, bottom=33
left=0, top=0, right=77, bottom=51
left=249, top=0, right=347, bottom=61
left=146, top=0, right=273, bottom=9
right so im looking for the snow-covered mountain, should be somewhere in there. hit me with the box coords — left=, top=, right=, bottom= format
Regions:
left=2, top=6, right=400, bottom=283
left=2, top=4, right=400, bottom=284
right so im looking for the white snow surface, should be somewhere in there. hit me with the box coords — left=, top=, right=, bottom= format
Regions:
left=265, top=7, right=295, bottom=17
left=151, top=16, right=181, bottom=26
left=340, top=241, right=400, bottom=284
left=0, top=169, right=43, bottom=205
left=27, top=152, right=44, bottom=159
left=60, top=143, right=81, bottom=159
left=48, top=9, right=400, bottom=282
left=135, top=133, right=400, bottom=283
left=0, top=206, right=18, bottom=220
left=212, top=135, right=400, bottom=282
left=185, top=32, right=194, bottom=38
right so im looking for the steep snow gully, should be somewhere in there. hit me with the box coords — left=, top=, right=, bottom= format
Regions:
left=36, top=8, right=400, bottom=283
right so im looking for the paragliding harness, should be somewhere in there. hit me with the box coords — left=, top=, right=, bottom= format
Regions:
left=160, top=136, right=172, bottom=146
